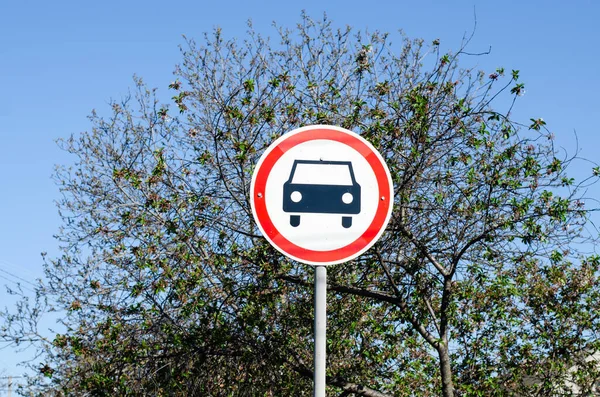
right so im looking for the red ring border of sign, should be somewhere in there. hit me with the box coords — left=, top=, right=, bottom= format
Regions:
left=251, top=125, right=394, bottom=266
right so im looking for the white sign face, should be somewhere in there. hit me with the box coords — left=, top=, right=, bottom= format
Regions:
left=251, top=125, right=394, bottom=266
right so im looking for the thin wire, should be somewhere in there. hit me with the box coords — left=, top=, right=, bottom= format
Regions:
left=0, top=268, right=36, bottom=288
left=0, top=259, right=38, bottom=284
left=0, top=275, right=34, bottom=293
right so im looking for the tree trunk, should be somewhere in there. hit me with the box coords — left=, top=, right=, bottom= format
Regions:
left=438, top=344, right=454, bottom=397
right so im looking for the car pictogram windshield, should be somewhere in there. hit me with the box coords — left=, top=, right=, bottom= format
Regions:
left=290, top=163, right=354, bottom=185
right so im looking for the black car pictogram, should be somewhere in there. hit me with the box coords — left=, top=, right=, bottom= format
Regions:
left=282, top=160, right=361, bottom=228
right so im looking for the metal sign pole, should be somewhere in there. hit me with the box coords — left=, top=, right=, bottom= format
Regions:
left=314, top=265, right=327, bottom=397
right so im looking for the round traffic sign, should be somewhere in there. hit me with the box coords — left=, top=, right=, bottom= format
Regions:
left=250, top=125, right=393, bottom=266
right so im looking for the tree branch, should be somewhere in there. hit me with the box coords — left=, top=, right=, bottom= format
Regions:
left=329, top=376, right=395, bottom=397
left=396, top=208, right=448, bottom=277
left=290, top=360, right=394, bottom=397
left=277, top=274, right=440, bottom=348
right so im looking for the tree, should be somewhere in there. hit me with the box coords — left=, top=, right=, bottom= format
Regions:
left=2, top=13, right=600, bottom=396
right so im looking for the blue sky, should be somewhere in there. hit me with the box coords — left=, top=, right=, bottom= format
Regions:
left=1, top=0, right=599, bottom=387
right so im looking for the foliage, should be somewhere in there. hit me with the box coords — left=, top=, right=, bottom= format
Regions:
left=2, top=13, right=600, bottom=397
